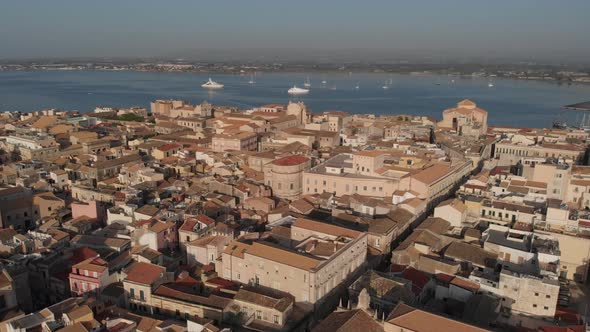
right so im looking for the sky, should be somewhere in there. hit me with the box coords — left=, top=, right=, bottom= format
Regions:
left=1, top=0, right=589, bottom=63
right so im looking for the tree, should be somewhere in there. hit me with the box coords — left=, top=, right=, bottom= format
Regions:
left=117, top=113, right=145, bottom=122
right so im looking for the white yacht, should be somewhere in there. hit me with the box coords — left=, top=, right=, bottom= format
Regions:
left=201, top=78, right=224, bottom=89
left=488, top=82, right=495, bottom=88
left=354, top=83, right=360, bottom=90
left=288, top=85, right=309, bottom=95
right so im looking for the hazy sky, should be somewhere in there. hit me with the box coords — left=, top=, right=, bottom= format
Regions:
left=1, top=0, right=589, bottom=62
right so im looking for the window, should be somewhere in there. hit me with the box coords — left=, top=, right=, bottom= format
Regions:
left=273, top=315, right=279, bottom=324
left=533, top=304, right=537, bottom=308
left=93, top=271, right=98, bottom=278
left=544, top=306, right=549, bottom=310
left=130, top=288, right=135, bottom=298
left=546, top=295, right=550, bottom=298
left=139, top=290, right=145, bottom=301
left=278, top=183, right=282, bottom=190
left=256, top=310, right=262, bottom=319
left=290, top=183, right=294, bottom=190
left=534, top=292, right=539, bottom=296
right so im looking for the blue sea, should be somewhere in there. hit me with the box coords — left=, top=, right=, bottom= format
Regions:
left=0, top=70, right=589, bottom=128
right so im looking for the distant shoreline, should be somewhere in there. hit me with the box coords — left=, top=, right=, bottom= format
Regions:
left=1, top=68, right=588, bottom=86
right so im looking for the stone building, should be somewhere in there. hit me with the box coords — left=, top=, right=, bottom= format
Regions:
left=438, top=99, right=488, bottom=137
left=265, top=155, right=311, bottom=200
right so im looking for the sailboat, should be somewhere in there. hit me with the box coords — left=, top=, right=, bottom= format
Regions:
left=303, top=76, right=311, bottom=88
left=248, top=74, right=255, bottom=84
left=382, top=77, right=393, bottom=89
left=488, top=80, right=495, bottom=88
left=382, top=80, right=390, bottom=89
left=354, top=83, right=360, bottom=90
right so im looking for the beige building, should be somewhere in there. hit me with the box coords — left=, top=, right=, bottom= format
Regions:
left=286, top=101, right=310, bottom=125
left=151, top=277, right=231, bottom=323
left=303, top=154, right=411, bottom=199
left=494, top=141, right=586, bottom=166
left=33, top=192, right=65, bottom=219
left=535, top=229, right=590, bottom=282
left=437, top=99, right=488, bottom=137
left=212, top=132, right=257, bottom=152
left=385, top=303, right=489, bottom=332
left=265, top=155, right=311, bottom=200
left=123, top=262, right=172, bottom=314
left=186, top=235, right=230, bottom=266
left=217, top=218, right=367, bottom=304
left=410, top=161, right=471, bottom=202
left=434, top=198, right=467, bottom=228
left=470, top=268, right=559, bottom=321
left=528, top=163, right=570, bottom=200
left=230, top=287, right=295, bottom=330
left=150, top=99, right=185, bottom=116
left=152, top=143, right=180, bottom=160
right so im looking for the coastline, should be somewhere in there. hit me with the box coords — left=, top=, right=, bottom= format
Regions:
left=0, top=67, right=589, bottom=86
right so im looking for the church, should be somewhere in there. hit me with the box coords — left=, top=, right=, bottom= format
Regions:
left=437, top=99, right=488, bottom=137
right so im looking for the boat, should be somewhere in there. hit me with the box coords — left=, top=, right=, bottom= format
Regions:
left=288, top=85, right=309, bottom=95
left=354, top=83, right=360, bottom=90
left=383, top=78, right=393, bottom=89
left=248, top=75, right=255, bottom=84
left=303, top=76, right=311, bottom=88
left=488, top=80, right=494, bottom=88
left=201, top=78, right=224, bottom=89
